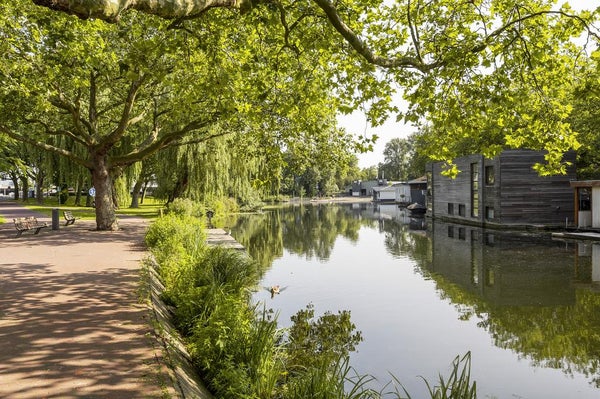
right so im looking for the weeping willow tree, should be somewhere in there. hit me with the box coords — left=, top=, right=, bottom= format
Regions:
left=153, top=129, right=272, bottom=210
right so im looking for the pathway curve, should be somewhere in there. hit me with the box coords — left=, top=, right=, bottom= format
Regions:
left=0, top=200, right=175, bottom=398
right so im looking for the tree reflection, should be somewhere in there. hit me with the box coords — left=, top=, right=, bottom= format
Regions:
left=230, top=204, right=370, bottom=267
left=415, top=220, right=600, bottom=387
left=231, top=205, right=600, bottom=388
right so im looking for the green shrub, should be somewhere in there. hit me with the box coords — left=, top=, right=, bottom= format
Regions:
left=145, top=213, right=206, bottom=286
left=166, top=198, right=205, bottom=217
left=58, top=186, right=69, bottom=204
left=202, top=197, right=238, bottom=215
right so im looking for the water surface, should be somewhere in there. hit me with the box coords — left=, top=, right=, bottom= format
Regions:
left=230, top=203, right=600, bottom=398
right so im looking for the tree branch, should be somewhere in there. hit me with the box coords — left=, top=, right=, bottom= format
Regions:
left=111, top=115, right=219, bottom=166
left=312, top=0, right=436, bottom=72
left=48, top=91, right=95, bottom=145
left=103, top=74, right=147, bottom=148
left=23, top=118, right=89, bottom=147
left=31, top=0, right=250, bottom=22
left=0, top=124, right=91, bottom=168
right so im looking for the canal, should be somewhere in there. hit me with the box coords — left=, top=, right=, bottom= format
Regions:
left=230, top=202, right=600, bottom=398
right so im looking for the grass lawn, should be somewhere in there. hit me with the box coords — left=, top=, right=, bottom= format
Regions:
left=19, top=196, right=166, bottom=220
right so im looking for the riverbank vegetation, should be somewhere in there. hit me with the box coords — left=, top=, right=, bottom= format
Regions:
left=145, top=209, right=477, bottom=398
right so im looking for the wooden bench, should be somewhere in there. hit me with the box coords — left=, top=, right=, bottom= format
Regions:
left=13, top=217, right=48, bottom=237
left=63, top=210, right=80, bottom=226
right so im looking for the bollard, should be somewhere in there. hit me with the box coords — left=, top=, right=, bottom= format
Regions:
left=52, top=208, right=60, bottom=230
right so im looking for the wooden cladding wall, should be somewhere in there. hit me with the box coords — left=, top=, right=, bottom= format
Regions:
left=428, top=150, right=576, bottom=226
left=497, top=150, right=575, bottom=224
left=429, top=154, right=483, bottom=223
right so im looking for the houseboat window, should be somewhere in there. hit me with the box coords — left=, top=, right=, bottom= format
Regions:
left=448, top=226, right=454, bottom=238
left=458, top=227, right=466, bottom=240
left=485, top=165, right=495, bottom=185
left=458, top=204, right=466, bottom=216
left=471, top=163, right=479, bottom=217
left=486, top=207, right=495, bottom=220
left=579, top=188, right=591, bottom=211
left=448, top=203, right=454, bottom=215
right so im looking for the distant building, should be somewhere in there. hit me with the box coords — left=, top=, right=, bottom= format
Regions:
left=372, top=183, right=411, bottom=203
left=0, top=179, right=13, bottom=197
left=349, top=179, right=387, bottom=197
left=408, top=176, right=427, bottom=206
left=426, top=150, right=576, bottom=227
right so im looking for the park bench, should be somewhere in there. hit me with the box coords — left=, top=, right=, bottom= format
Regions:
left=63, top=210, right=80, bottom=226
left=13, top=217, right=48, bottom=237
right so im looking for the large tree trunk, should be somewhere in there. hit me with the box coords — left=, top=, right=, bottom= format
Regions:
left=167, top=171, right=189, bottom=204
left=74, top=174, right=84, bottom=206
left=10, top=174, right=20, bottom=201
left=130, top=178, right=143, bottom=208
left=35, top=172, right=44, bottom=205
left=91, top=153, right=118, bottom=231
left=20, top=176, right=29, bottom=202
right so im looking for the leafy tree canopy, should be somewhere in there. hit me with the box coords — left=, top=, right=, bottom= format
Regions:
left=28, top=0, right=600, bottom=175
left=0, top=0, right=375, bottom=229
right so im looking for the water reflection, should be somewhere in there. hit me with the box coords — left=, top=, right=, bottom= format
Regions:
left=230, top=203, right=600, bottom=396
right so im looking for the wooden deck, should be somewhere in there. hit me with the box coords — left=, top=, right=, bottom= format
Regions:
left=552, top=232, right=600, bottom=242
left=206, top=229, right=245, bottom=250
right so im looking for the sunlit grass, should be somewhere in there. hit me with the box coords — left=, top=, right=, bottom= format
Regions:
left=18, top=196, right=166, bottom=220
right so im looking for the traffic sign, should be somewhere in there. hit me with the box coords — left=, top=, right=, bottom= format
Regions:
left=88, top=187, right=96, bottom=197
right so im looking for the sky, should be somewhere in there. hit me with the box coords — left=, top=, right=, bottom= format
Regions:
left=340, top=0, right=597, bottom=169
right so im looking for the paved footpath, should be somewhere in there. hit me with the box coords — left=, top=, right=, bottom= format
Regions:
left=0, top=200, right=175, bottom=398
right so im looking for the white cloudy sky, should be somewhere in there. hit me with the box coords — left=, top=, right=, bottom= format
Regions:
left=340, top=0, right=598, bottom=168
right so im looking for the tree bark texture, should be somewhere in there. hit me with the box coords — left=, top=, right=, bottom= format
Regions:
left=32, top=0, right=247, bottom=22
left=91, top=152, right=118, bottom=230
left=130, top=178, right=143, bottom=208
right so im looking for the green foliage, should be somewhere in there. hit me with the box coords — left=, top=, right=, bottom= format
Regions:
left=112, top=176, right=131, bottom=209
left=379, top=137, right=415, bottom=181
left=146, top=214, right=373, bottom=398
left=145, top=213, right=206, bottom=268
left=391, top=353, right=476, bottom=399
left=288, top=304, right=363, bottom=372
left=423, top=353, right=476, bottom=399
left=203, top=197, right=240, bottom=216
left=284, top=356, right=376, bottom=399
left=58, top=186, right=69, bottom=205
left=165, top=198, right=204, bottom=218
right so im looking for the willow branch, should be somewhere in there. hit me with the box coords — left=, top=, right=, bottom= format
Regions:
left=0, top=124, right=91, bottom=168
left=111, top=115, right=219, bottom=165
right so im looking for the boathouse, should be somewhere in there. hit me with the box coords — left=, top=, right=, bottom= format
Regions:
left=426, top=150, right=576, bottom=227
left=372, top=183, right=411, bottom=203
left=349, top=179, right=387, bottom=197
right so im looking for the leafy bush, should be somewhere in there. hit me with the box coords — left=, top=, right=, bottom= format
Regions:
left=203, top=197, right=239, bottom=216
left=58, top=186, right=69, bottom=204
left=165, top=198, right=205, bottom=217
left=145, top=213, right=206, bottom=283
